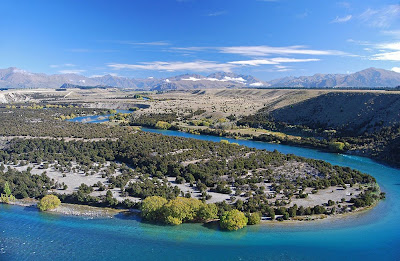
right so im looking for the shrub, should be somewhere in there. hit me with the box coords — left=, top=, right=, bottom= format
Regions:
left=38, top=195, right=61, bottom=211
left=247, top=212, right=261, bottom=225
left=220, top=209, right=248, bottom=231
left=155, top=121, right=172, bottom=130
left=329, top=141, right=345, bottom=152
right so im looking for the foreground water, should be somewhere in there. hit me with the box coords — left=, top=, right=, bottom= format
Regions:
left=1, top=128, right=400, bottom=260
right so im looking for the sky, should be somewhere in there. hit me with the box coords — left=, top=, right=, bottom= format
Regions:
left=0, top=0, right=399, bottom=80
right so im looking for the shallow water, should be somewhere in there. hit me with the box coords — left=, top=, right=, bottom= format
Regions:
left=1, top=127, right=400, bottom=260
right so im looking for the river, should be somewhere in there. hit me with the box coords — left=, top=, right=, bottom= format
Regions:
left=1, top=126, right=399, bottom=260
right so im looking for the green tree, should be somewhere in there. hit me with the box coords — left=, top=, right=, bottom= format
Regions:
left=198, top=203, right=218, bottom=221
left=329, top=141, right=345, bottom=152
left=219, top=209, right=248, bottom=231
left=105, top=190, right=118, bottom=207
left=0, top=182, right=15, bottom=203
left=4, top=182, right=12, bottom=197
left=141, top=196, right=168, bottom=221
left=155, top=121, right=172, bottom=130
left=162, top=197, right=203, bottom=225
left=247, top=212, right=261, bottom=225
left=37, top=195, right=61, bottom=211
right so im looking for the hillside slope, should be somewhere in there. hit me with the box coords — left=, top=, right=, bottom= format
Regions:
left=269, top=92, right=400, bottom=134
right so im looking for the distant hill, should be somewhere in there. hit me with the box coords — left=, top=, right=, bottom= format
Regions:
left=0, top=67, right=399, bottom=89
left=269, top=68, right=400, bottom=88
left=59, top=83, right=115, bottom=89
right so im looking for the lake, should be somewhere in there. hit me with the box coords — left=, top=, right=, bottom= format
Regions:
left=1, top=126, right=400, bottom=260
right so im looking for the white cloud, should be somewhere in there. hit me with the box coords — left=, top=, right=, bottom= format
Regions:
left=372, top=51, right=400, bottom=61
left=368, top=42, right=400, bottom=61
left=207, top=11, right=227, bottom=17
left=392, top=67, right=400, bottom=73
left=376, top=42, right=400, bottom=50
left=331, top=15, right=352, bottom=23
left=108, top=61, right=235, bottom=72
left=270, top=57, right=320, bottom=63
left=116, top=41, right=170, bottom=46
left=228, top=58, right=319, bottom=66
left=50, top=63, right=76, bottom=68
left=382, top=30, right=400, bottom=39
left=349, top=38, right=400, bottom=61
left=228, top=59, right=277, bottom=66
left=219, top=45, right=346, bottom=56
left=359, top=5, right=400, bottom=28
left=59, top=69, right=86, bottom=74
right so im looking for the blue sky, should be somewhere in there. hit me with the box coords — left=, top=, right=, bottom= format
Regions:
left=1, top=0, right=399, bottom=80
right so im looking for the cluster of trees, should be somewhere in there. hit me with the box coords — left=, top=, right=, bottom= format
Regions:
left=141, top=196, right=259, bottom=230
left=141, top=196, right=218, bottom=225
left=0, top=131, right=378, bottom=214
left=0, top=108, right=130, bottom=138
left=109, top=113, right=131, bottom=122
left=128, top=113, right=177, bottom=129
left=125, top=178, right=180, bottom=199
left=0, top=166, right=53, bottom=199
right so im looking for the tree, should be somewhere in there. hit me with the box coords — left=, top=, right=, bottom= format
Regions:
left=162, top=197, right=203, bottom=225
left=141, top=196, right=168, bottom=221
left=198, top=203, right=218, bottom=221
left=329, top=141, right=345, bottom=152
left=155, top=121, right=171, bottom=130
left=0, top=182, right=15, bottom=203
left=4, top=182, right=11, bottom=197
left=219, top=209, right=248, bottom=231
left=38, top=195, right=61, bottom=211
left=105, top=190, right=118, bottom=207
left=247, top=212, right=261, bottom=225
left=162, top=198, right=193, bottom=225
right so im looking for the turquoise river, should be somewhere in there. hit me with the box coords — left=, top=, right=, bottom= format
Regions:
left=1, top=126, right=400, bottom=260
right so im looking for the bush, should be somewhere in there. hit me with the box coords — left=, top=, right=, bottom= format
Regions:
left=247, top=212, right=261, bottom=225
left=219, top=209, right=248, bottom=231
left=141, top=196, right=168, bottom=221
left=38, top=195, right=61, bottom=211
left=329, top=141, right=345, bottom=152
left=155, top=121, right=172, bottom=130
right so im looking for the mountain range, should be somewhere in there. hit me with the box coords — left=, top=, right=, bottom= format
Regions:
left=0, top=67, right=399, bottom=90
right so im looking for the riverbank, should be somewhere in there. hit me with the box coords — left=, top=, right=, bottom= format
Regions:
left=4, top=197, right=380, bottom=226
left=138, top=125, right=400, bottom=170
left=7, top=198, right=126, bottom=218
